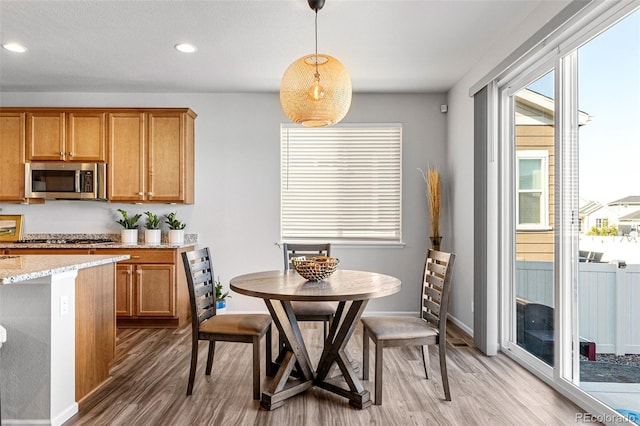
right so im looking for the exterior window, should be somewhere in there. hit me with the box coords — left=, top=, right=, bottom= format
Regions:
left=516, top=150, right=549, bottom=229
left=280, top=123, right=402, bottom=243
left=595, top=218, right=608, bottom=228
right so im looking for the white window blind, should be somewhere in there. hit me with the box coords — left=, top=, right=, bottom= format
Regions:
left=281, top=123, right=402, bottom=243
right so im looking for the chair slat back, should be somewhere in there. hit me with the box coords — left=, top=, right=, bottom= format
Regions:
left=283, top=243, right=331, bottom=270
left=421, top=249, right=455, bottom=335
left=182, top=247, right=217, bottom=331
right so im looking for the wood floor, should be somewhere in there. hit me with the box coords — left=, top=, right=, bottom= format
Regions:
left=65, top=322, right=588, bottom=425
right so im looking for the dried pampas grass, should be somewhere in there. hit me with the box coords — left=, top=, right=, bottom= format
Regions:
left=419, top=167, right=441, bottom=237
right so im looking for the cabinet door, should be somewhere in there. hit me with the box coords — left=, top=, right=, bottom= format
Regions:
left=26, top=112, right=66, bottom=161
left=115, top=264, right=134, bottom=317
left=67, top=112, right=106, bottom=162
left=135, top=264, right=175, bottom=317
left=147, top=112, right=186, bottom=202
left=108, top=112, right=146, bottom=202
left=0, top=112, right=26, bottom=201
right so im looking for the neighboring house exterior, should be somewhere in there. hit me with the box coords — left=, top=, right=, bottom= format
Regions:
left=578, top=198, right=624, bottom=235
left=609, top=196, right=640, bottom=235
left=515, top=89, right=590, bottom=261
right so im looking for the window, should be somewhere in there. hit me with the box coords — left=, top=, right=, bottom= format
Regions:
left=280, top=123, right=402, bottom=243
left=516, top=150, right=549, bottom=229
left=595, top=218, right=608, bottom=228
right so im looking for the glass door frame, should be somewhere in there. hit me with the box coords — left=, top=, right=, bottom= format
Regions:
left=498, top=61, right=560, bottom=379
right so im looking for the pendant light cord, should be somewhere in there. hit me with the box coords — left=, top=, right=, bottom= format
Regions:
left=314, top=9, right=319, bottom=76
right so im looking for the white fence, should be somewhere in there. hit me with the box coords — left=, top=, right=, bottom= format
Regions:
left=515, top=260, right=640, bottom=355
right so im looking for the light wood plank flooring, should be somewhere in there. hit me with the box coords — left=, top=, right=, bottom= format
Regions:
left=65, top=322, right=589, bottom=425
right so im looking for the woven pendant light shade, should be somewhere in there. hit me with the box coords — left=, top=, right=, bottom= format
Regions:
left=280, top=53, right=352, bottom=127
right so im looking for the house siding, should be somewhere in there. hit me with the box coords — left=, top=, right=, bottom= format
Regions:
left=516, top=124, right=555, bottom=262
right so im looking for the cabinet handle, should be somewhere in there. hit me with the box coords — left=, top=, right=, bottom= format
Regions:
left=59, top=151, right=64, bottom=156
left=68, top=151, right=73, bottom=157
left=148, top=192, right=153, bottom=196
left=126, top=270, right=132, bottom=275
left=137, top=270, right=143, bottom=275
left=138, top=192, right=144, bottom=196
left=131, top=255, right=141, bottom=259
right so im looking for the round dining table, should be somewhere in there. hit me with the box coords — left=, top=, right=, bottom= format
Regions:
left=230, top=269, right=401, bottom=410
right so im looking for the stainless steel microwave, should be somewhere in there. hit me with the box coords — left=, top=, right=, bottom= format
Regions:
left=25, top=163, right=107, bottom=200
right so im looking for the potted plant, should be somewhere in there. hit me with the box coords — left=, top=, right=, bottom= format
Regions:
left=116, top=209, right=141, bottom=244
left=215, top=277, right=231, bottom=312
left=143, top=211, right=161, bottom=245
left=165, top=212, right=186, bottom=244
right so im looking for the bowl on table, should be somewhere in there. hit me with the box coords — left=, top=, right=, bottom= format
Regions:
left=291, top=256, right=340, bottom=281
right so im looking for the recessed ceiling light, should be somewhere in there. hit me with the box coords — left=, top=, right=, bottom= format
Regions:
left=2, top=42, right=27, bottom=53
left=174, top=43, right=196, bottom=53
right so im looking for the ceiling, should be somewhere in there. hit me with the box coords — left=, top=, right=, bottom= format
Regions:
left=0, top=0, right=563, bottom=94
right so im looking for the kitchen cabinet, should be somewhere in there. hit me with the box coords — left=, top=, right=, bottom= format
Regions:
left=107, top=112, right=146, bottom=202
left=97, top=247, right=192, bottom=328
left=0, top=106, right=195, bottom=204
left=115, top=263, right=175, bottom=318
left=0, top=112, right=26, bottom=202
left=26, top=110, right=106, bottom=162
left=108, top=109, right=195, bottom=204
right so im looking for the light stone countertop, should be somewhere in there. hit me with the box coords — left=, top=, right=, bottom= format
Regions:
left=0, top=233, right=198, bottom=249
left=0, top=254, right=129, bottom=284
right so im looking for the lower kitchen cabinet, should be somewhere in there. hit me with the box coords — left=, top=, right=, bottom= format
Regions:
left=116, top=263, right=175, bottom=318
left=98, top=247, right=192, bottom=328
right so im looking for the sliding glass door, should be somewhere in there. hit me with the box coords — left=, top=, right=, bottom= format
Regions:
left=500, top=6, right=640, bottom=421
left=575, top=10, right=640, bottom=418
left=508, top=70, right=558, bottom=369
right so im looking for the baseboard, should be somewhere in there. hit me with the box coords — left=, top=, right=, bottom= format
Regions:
left=52, top=402, right=79, bottom=426
left=3, top=402, right=78, bottom=426
left=447, top=313, right=474, bottom=337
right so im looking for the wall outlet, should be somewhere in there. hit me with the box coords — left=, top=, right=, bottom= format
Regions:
left=60, top=295, right=69, bottom=316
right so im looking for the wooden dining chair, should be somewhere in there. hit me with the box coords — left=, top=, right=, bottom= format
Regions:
left=283, top=243, right=336, bottom=340
left=361, top=249, right=455, bottom=405
left=182, top=247, right=273, bottom=399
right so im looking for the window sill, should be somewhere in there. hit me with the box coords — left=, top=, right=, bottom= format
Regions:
left=280, top=240, right=406, bottom=248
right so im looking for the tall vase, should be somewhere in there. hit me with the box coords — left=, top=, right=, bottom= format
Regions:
left=430, top=236, right=442, bottom=251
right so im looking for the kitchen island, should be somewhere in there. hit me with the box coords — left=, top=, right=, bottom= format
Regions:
left=0, top=254, right=128, bottom=426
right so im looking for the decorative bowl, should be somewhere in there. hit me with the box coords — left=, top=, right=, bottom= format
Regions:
left=291, top=256, right=340, bottom=281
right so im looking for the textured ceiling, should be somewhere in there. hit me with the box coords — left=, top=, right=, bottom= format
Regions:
left=0, top=0, right=565, bottom=93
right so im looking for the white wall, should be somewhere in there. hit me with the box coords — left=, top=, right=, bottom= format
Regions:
left=0, top=91, right=446, bottom=314
left=446, top=2, right=571, bottom=334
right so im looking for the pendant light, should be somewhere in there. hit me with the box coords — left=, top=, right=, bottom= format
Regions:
left=280, top=0, right=352, bottom=127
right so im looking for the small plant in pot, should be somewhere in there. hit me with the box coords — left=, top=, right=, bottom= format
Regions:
left=165, top=212, right=186, bottom=244
left=116, top=209, right=141, bottom=244
left=143, top=211, right=161, bottom=245
left=214, top=277, right=231, bottom=311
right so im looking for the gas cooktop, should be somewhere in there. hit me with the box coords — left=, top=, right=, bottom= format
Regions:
left=15, top=238, right=116, bottom=245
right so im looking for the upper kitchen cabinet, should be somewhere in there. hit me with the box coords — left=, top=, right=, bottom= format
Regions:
left=108, top=109, right=195, bottom=204
left=107, top=112, right=146, bottom=203
left=26, top=111, right=106, bottom=162
left=0, top=112, right=26, bottom=202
